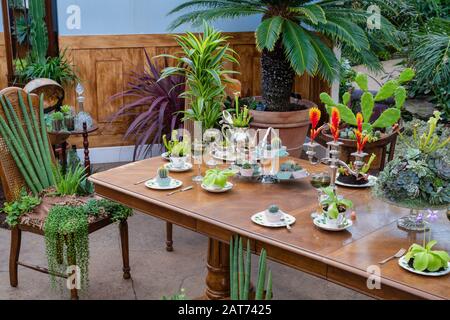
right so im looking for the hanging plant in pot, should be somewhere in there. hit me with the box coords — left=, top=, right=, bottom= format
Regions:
left=319, top=68, right=415, bottom=170
left=168, top=0, right=399, bottom=157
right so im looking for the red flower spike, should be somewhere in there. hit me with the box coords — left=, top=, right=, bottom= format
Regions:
left=309, top=107, right=321, bottom=129
left=356, top=112, right=363, bottom=132
left=330, top=107, right=340, bottom=142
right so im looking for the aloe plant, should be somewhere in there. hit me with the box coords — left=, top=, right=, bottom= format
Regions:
left=320, top=68, right=415, bottom=134
left=230, top=236, right=272, bottom=300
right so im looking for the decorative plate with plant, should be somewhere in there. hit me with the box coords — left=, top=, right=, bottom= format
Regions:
left=399, top=210, right=450, bottom=276
left=374, top=111, right=450, bottom=208
left=277, top=161, right=307, bottom=180
left=202, top=169, right=236, bottom=190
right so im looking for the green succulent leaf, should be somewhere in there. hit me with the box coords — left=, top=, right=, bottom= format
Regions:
left=394, top=86, right=407, bottom=109
left=327, top=202, right=339, bottom=219
left=413, top=251, right=429, bottom=272
left=374, top=80, right=398, bottom=102
left=397, top=68, right=415, bottom=84
left=335, top=103, right=357, bottom=126
left=371, top=108, right=401, bottom=129
left=320, top=93, right=335, bottom=106
left=342, top=92, right=351, bottom=106
left=355, top=73, right=368, bottom=91
left=339, top=198, right=353, bottom=209
left=431, top=250, right=450, bottom=265
left=427, top=253, right=443, bottom=272
left=361, top=92, right=374, bottom=123
left=426, top=240, right=437, bottom=251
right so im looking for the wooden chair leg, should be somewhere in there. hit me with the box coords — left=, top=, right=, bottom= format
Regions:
left=166, top=222, right=173, bottom=252
left=9, top=227, right=21, bottom=287
left=119, top=220, right=131, bottom=279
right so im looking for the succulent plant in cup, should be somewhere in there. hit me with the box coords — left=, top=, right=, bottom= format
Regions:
left=51, top=111, right=64, bottom=132
left=156, top=166, right=170, bottom=186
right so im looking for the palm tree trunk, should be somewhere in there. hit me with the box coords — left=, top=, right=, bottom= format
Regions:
left=261, top=41, right=295, bottom=112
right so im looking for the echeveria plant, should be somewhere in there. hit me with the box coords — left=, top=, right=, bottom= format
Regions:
left=320, top=68, right=415, bottom=134
left=203, top=169, right=235, bottom=188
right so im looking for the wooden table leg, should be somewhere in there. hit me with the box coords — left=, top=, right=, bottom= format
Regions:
left=61, top=141, right=68, bottom=173
left=166, top=222, right=173, bottom=252
left=205, top=238, right=230, bottom=300
left=82, top=122, right=91, bottom=175
left=9, top=227, right=21, bottom=287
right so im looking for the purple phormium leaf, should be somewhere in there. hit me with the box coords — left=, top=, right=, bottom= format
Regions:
left=110, top=50, right=185, bottom=160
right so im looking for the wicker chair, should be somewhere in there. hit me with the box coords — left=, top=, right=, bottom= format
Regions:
left=0, top=87, right=130, bottom=300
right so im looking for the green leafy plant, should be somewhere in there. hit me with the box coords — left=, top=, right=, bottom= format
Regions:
left=339, top=153, right=376, bottom=176
left=44, top=205, right=89, bottom=291
left=231, top=94, right=252, bottom=128
left=320, top=187, right=354, bottom=219
left=321, top=68, right=415, bottom=134
left=53, top=163, right=87, bottom=196
left=405, top=241, right=449, bottom=273
left=159, top=22, right=238, bottom=129
left=0, top=92, right=54, bottom=195
left=170, top=141, right=190, bottom=157
left=60, top=105, right=73, bottom=116
left=230, top=236, right=272, bottom=300
left=2, top=189, right=41, bottom=227
left=162, top=130, right=189, bottom=156
left=203, top=169, right=235, bottom=188
left=51, top=111, right=64, bottom=121
left=169, top=0, right=398, bottom=112
left=44, top=199, right=132, bottom=292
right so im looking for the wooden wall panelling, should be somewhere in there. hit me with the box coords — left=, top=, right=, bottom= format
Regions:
left=0, top=33, right=8, bottom=89
left=59, top=33, right=330, bottom=148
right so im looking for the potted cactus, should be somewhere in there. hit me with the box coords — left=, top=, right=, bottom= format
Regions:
left=265, top=205, right=282, bottom=223
left=51, top=111, right=64, bottom=132
left=61, top=105, right=75, bottom=131
left=240, top=162, right=255, bottom=177
left=319, top=69, right=415, bottom=170
left=277, top=161, right=306, bottom=180
left=156, top=167, right=170, bottom=187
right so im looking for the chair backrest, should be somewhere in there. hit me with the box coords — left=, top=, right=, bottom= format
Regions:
left=0, top=87, right=50, bottom=202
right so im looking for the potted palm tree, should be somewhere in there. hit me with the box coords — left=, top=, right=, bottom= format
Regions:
left=169, top=0, right=397, bottom=157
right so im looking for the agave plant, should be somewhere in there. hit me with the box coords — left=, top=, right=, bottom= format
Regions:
left=111, top=51, right=185, bottom=160
left=169, top=0, right=398, bottom=112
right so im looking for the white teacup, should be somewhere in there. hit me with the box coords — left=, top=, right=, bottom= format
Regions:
left=324, top=213, right=346, bottom=228
left=170, top=156, right=188, bottom=169
left=265, top=209, right=283, bottom=223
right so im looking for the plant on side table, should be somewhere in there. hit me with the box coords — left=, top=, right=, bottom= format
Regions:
left=169, top=0, right=399, bottom=156
left=61, top=105, right=75, bottom=131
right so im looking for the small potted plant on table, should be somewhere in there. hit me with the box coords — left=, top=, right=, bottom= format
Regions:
left=61, top=105, right=75, bottom=131
left=202, top=168, right=236, bottom=193
left=319, top=187, right=353, bottom=228
left=51, top=111, right=64, bottom=132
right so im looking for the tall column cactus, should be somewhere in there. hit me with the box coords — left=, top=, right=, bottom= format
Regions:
left=29, top=0, right=49, bottom=64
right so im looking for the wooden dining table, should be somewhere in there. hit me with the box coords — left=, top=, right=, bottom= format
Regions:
left=89, top=157, right=450, bottom=300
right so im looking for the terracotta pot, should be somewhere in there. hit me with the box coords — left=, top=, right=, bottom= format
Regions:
left=250, top=99, right=316, bottom=158
left=319, top=129, right=399, bottom=171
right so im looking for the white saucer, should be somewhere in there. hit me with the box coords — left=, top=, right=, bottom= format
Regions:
left=145, top=178, right=183, bottom=190
left=335, top=174, right=377, bottom=188
left=251, top=211, right=296, bottom=228
left=398, top=256, right=450, bottom=277
left=164, top=162, right=193, bottom=172
left=211, top=150, right=237, bottom=162
left=161, top=152, right=170, bottom=161
left=201, top=182, right=233, bottom=193
left=313, top=216, right=353, bottom=231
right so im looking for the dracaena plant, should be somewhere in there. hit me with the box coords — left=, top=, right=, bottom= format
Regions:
left=159, top=22, right=238, bottom=130
left=321, top=68, right=415, bottom=135
left=169, top=0, right=398, bottom=112
left=111, top=51, right=185, bottom=160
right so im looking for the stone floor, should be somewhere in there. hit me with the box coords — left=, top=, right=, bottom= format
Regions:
left=0, top=162, right=372, bottom=300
